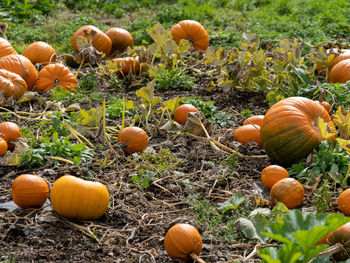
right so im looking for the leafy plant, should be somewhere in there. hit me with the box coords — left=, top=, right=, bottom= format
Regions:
left=130, top=170, right=156, bottom=190
left=154, top=68, right=196, bottom=90
left=313, top=180, right=332, bottom=214
left=79, top=72, right=99, bottom=90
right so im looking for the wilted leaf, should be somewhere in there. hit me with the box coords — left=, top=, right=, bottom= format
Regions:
left=234, top=218, right=261, bottom=240
left=218, top=192, right=245, bottom=213
left=0, top=139, right=28, bottom=166
left=333, top=106, right=350, bottom=138
left=164, top=97, right=182, bottom=112
left=183, top=111, right=214, bottom=136
left=159, top=120, right=183, bottom=133
left=76, top=107, right=103, bottom=127
left=318, top=117, right=338, bottom=140
left=74, top=46, right=103, bottom=65
left=0, top=22, right=8, bottom=36
left=336, top=138, right=350, bottom=153
left=136, top=79, right=160, bottom=106
left=65, top=103, right=81, bottom=112
left=18, top=91, right=40, bottom=103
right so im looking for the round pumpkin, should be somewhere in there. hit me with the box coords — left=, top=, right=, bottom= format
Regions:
left=11, top=174, right=49, bottom=209
left=317, top=49, right=350, bottom=75
left=337, top=188, right=350, bottom=216
left=270, top=178, right=304, bottom=209
left=0, top=138, right=8, bottom=156
left=174, top=104, right=199, bottom=125
left=261, top=165, right=289, bottom=189
left=50, top=175, right=109, bottom=220
left=72, top=25, right=112, bottom=55
left=0, top=69, right=28, bottom=99
left=35, top=63, right=78, bottom=92
left=110, top=57, right=141, bottom=75
left=233, top=124, right=262, bottom=146
left=105, top=27, right=133, bottom=52
left=0, top=121, right=21, bottom=149
left=243, top=115, right=264, bottom=127
left=118, top=127, right=148, bottom=154
left=171, top=20, right=209, bottom=52
left=164, top=223, right=202, bottom=261
left=23, top=41, right=56, bottom=65
left=0, top=54, right=38, bottom=89
left=0, top=37, right=16, bottom=58
left=260, top=97, right=335, bottom=166
left=329, top=59, right=350, bottom=83
left=327, top=222, right=350, bottom=261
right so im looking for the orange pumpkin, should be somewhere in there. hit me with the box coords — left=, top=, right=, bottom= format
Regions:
left=327, top=222, right=350, bottom=260
left=0, top=121, right=21, bottom=149
left=174, top=104, right=199, bottom=125
left=260, top=97, right=335, bottom=165
left=35, top=63, right=78, bottom=92
left=0, top=138, right=8, bottom=156
left=171, top=20, right=209, bottom=52
left=71, top=25, right=112, bottom=55
left=243, top=115, right=265, bottom=127
left=11, top=174, right=49, bottom=209
left=270, top=178, right=304, bottom=209
left=23, top=41, right=56, bottom=65
left=0, top=69, right=28, bottom=99
left=329, top=59, right=350, bottom=83
left=233, top=124, right=262, bottom=146
left=110, top=57, right=141, bottom=75
left=118, top=127, right=148, bottom=154
left=0, top=37, right=16, bottom=58
left=317, top=49, right=350, bottom=75
left=338, top=188, right=350, bottom=216
left=0, top=54, right=38, bottom=89
left=105, top=27, right=133, bottom=52
left=261, top=165, right=289, bottom=189
left=164, top=223, right=202, bottom=261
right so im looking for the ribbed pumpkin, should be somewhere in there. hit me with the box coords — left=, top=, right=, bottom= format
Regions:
left=71, top=25, right=112, bottom=55
left=0, top=54, right=38, bottom=89
left=118, top=127, right=148, bottom=154
left=329, top=59, right=350, bottom=83
left=110, top=57, right=141, bottom=75
left=0, top=69, right=28, bottom=99
left=337, top=188, right=350, bottom=216
left=261, top=165, right=289, bottom=189
left=233, top=124, right=262, bottom=146
left=327, top=222, right=350, bottom=261
left=23, top=41, right=56, bottom=65
left=171, top=20, right=209, bottom=52
left=243, top=115, right=265, bottom=127
left=50, top=175, right=109, bottom=220
left=0, top=138, right=7, bottom=156
left=270, top=178, right=304, bottom=209
left=105, top=27, right=133, bottom=52
left=35, top=63, right=78, bottom=92
left=0, top=121, right=21, bottom=149
left=11, top=174, right=49, bottom=209
left=0, top=37, right=16, bottom=58
left=260, top=97, right=335, bottom=166
left=164, top=223, right=202, bottom=261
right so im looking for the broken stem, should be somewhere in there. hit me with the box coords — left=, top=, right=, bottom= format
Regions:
left=188, top=252, right=206, bottom=263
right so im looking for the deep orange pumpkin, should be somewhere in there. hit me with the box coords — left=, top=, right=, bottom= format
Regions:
left=261, top=165, right=289, bottom=189
left=71, top=25, right=112, bottom=55
left=270, top=178, right=304, bottom=209
left=233, top=124, right=262, bottom=146
left=171, top=20, right=209, bottom=52
left=243, top=115, right=265, bottom=127
left=35, top=63, right=78, bottom=92
left=0, top=138, right=7, bottom=156
left=260, top=97, right=335, bottom=165
left=0, top=69, right=28, bottom=99
left=11, top=174, right=49, bottom=209
left=0, top=121, right=21, bottom=149
left=327, top=222, right=350, bottom=260
left=0, top=37, right=16, bottom=58
left=23, top=41, right=56, bottom=65
left=338, top=188, right=350, bottom=216
left=174, top=104, right=199, bottom=125
left=105, top=27, right=133, bottom=52
left=110, top=57, right=141, bottom=75
left=0, top=54, right=38, bottom=89
left=329, top=59, right=350, bottom=83
left=118, top=127, right=148, bottom=154
left=164, top=223, right=202, bottom=261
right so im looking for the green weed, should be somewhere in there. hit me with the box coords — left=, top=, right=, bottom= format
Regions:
left=155, top=68, right=196, bottom=90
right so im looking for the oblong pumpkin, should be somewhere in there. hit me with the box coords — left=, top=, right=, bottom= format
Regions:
left=72, top=25, right=112, bottom=55
left=0, top=54, right=38, bottom=89
left=0, top=69, right=28, bottom=99
left=110, top=57, right=141, bottom=75
left=270, top=178, right=304, bottom=209
left=0, top=37, right=16, bottom=58
left=118, top=127, right=148, bottom=154
left=329, top=59, right=350, bottom=83
left=50, top=175, right=109, bottom=220
left=105, top=27, right=133, bottom=52
left=260, top=97, right=335, bottom=166
left=171, top=20, right=209, bottom=52
left=35, top=63, right=78, bottom=92
left=23, top=41, right=56, bottom=65
left=243, top=115, right=265, bottom=127
left=233, top=124, right=261, bottom=146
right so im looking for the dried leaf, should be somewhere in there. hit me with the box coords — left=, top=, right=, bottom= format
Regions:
left=18, top=91, right=40, bottom=103
left=74, top=46, right=103, bottom=65
left=0, top=22, right=8, bottom=36
left=183, top=111, right=214, bottom=136
left=0, top=139, right=28, bottom=166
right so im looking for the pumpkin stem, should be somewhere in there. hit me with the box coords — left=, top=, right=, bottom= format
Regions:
left=188, top=252, right=206, bottom=263
left=308, top=243, right=346, bottom=263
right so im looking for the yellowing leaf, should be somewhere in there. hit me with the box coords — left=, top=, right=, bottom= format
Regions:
left=164, top=97, right=182, bottom=112
left=135, top=79, right=157, bottom=105
left=77, top=107, right=103, bottom=127
left=18, top=91, right=40, bottom=103
left=333, top=106, right=350, bottom=138
left=125, top=100, right=135, bottom=110
left=318, top=117, right=338, bottom=140
left=336, top=138, right=350, bottom=153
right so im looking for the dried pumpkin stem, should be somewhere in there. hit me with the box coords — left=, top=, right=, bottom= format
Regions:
left=122, top=96, right=125, bottom=129
left=49, top=156, right=74, bottom=164
left=308, top=243, right=345, bottom=263
left=65, top=123, right=95, bottom=149
left=196, top=116, right=220, bottom=151
left=0, top=107, right=48, bottom=121
left=188, top=252, right=206, bottom=263
left=102, top=98, right=109, bottom=141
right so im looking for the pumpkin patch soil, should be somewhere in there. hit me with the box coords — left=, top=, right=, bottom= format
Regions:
left=0, top=64, right=280, bottom=263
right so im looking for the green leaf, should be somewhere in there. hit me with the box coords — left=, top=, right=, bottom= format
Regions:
left=292, top=66, right=312, bottom=86
left=76, top=107, right=103, bottom=127
left=234, top=217, right=261, bottom=240
left=218, top=192, right=245, bottom=213
left=70, top=143, right=86, bottom=152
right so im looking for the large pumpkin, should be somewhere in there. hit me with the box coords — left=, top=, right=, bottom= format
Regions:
left=71, top=25, right=112, bottom=55
left=329, top=59, right=350, bottom=83
left=0, top=54, right=38, bottom=89
left=105, top=27, right=133, bottom=52
left=23, top=41, right=56, bottom=65
left=0, top=37, right=16, bottom=58
left=35, top=63, right=78, bottom=92
left=0, top=69, right=28, bottom=99
left=50, top=175, right=109, bottom=220
left=171, top=20, right=209, bottom=52
left=260, top=97, right=335, bottom=165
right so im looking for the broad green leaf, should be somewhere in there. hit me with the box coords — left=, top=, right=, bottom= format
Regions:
left=259, top=243, right=302, bottom=263
left=292, top=66, right=312, bottom=86
left=318, top=117, right=337, bottom=140
left=218, top=192, right=245, bottom=213
left=234, top=217, right=261, bottom=240
left=70, top=143, right=86, bottom=152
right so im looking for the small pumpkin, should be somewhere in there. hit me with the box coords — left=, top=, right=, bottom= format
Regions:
left=23, top=41, right=56, bottom=65
left=0, top=54, right=38, bottom=89
left=0, top=121, right=21, bottom=149
left=171, top=20, right=209, bottom=52
left=329, top=59, right=350, bottom=83
left=0, top=69, right=28, bottom=99
left=71, top=25, right=112, bottom=55
left=35, top=63, right=78, bottom=92
left=337, top=188, right=350, bottom=216
left=233, top=124, right=262, bottom=146
left=260, top=97, right=335, bottom=166
left=11, top=174, right=49, bottom=209
left=0, top=138, right=7, bottom=156
left=164, top=223, right=202, bottom=261
left=0, top=37, right=16, bottom=58
left=110, top=57, right=141, bottom=75
left=105, top=27, right=133, bottom=52
left=270, top=178, right=304, bottom=209
left=174, top=104, right=199, bottom=125
left=261, top=165, right=289, bottom=189
left=243, top=115, right=264, bottom=127
left=118, top=127, right=148, bottom=154
left=50, top=175, right=109, bottom=220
